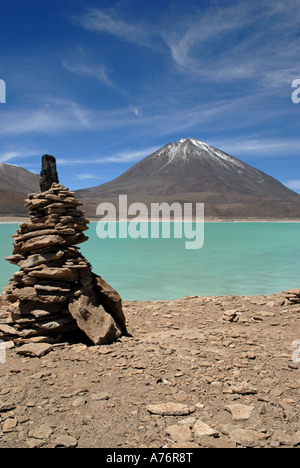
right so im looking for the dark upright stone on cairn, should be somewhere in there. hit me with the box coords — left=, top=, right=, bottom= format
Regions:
left=40, top=155, right=59, bottom=192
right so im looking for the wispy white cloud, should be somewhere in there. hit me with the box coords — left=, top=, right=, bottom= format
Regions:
left=43, top=1, right=300, bottom=153
left=0, top=98, right=136, bottom=135
left=57, top=145, right=160, bottom=166
left=75, top=173, right=104, bottom=180
left=0, top=149, right=41, bottom=163
left=284, top=180, right=300, bottom=190
left=101, top=146, right=159, bottom=163
left=62, top=59, right=114, bottom=88
left=163, top=4, right=251, bottom=74
left=0, top=151, right=21, bottom=163
left=75, top=7, right=152, bottom=45
left=0, top=88, right=293, bottom=147
left=0, top=105, right=81, bottom=135
left=212, top=138, right=300, bottom=158
left=77, top=2, right=300, bottom=90
left=128, top=105, right=142, bottom=117
left=162, top=1, right=300, bottom=85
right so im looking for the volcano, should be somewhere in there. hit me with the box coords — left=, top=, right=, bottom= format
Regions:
left=77, top=139, right=300, bottom=219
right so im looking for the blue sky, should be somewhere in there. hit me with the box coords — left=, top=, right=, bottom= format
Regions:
left=0, top=0, right=300, bottom=192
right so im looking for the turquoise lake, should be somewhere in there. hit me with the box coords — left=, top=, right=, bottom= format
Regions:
left=0, top=222, right=299, bottom=301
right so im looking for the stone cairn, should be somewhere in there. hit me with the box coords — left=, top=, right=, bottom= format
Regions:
left=0, top=155, right=127, bottom=347
left=283, top=288, right=300, bottom=305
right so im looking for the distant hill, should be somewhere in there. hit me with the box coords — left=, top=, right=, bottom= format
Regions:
left=77, top=139, right=300, bottom=219
left=0, top=163, right=39, bottom=216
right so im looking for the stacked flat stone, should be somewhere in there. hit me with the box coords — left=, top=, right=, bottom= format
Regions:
left=283, top=289, right=300, bottom=305
left=0, top=183, right=126, bottom=346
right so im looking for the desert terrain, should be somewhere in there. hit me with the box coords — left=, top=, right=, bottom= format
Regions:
left=0, top=291, right=299, bottom=449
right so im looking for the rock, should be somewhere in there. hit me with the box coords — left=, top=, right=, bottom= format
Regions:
left=271, top=429, right=291, bottom=446
left=14, top=235, right=67, bottom=254
left=231, top=381, right=258, bottom=395
left=29, top=267, right=78, bottom=282
left=147, top=402, right=192, bottom=416
left=29, top=423, right=54, bottom=440
left=17, top=300, right=65, bottom=318
left=92, top=273, right=127, bottom=334
left=225, top=404, right=255, bottom=421
left=34, top=284, right=70, bottom=293
left=165, top=424, right=193, bottom=443
left=40, top=154, right=59, bottom=192
left=13, top=228, right=60, bottom=242
left=78, top=267, right=93, bottom=287
left=54, top=434, right=78, bottom=448
left=4, top=254, right=24, bottom=265
left=68, top=291, right=122, bottom=345
left=18, top=251, right=65, bottom=269
left=292, top=431, right=300, bottom=447
left=3, top=341, right=15, bottom=350
left=34, top=317, right=74, bottom=331
left=174, top=391, right=189, bottom=403
left=0, top=324, right=20, bottom=336
left=229, top=428, right=258, bottom=447
left=16, top=343, right=53, bottom=358
left=8, top=287, right=44, bottom=302
left=283, top=288, right=300, bottom=294
left=222, top=309, right=239, bottom=322
left=192, top=419, right=219, bottom=438
left=178, top=417, right=197, bottom=427
left=72, top=396, right=87, bottom=407
left=91, top=392, right=110, bottom=401
left=283, top=288, right=300, bottom=305
left=26, top=438, right=44, bottom=449
left=2, top=418, right=18, bottom=433
left=0, top=403, right=16, bottom=412
left=8, top=286, right=69, bottom=304
left=24, top=198, right=50, bottom=210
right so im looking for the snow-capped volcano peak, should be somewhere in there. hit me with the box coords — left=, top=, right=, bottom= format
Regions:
left=178, top=138, right=206, bottom=147
left=164, top=138, right=243, bottom=168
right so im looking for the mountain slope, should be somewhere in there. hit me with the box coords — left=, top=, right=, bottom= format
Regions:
left=77, top=139, right=300, bottom=219
left=0, top=163, right=39, bottom=216
left=0, top=141, right=299, bottom=219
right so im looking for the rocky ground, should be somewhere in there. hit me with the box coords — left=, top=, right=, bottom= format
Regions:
left=0, top=292, right=300, bottom=449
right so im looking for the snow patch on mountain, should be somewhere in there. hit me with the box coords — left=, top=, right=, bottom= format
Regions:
left=166, top=138, right=244, bottom=170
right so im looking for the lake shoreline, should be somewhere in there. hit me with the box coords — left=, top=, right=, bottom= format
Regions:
left=0, top=217, right=300, bottom=224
